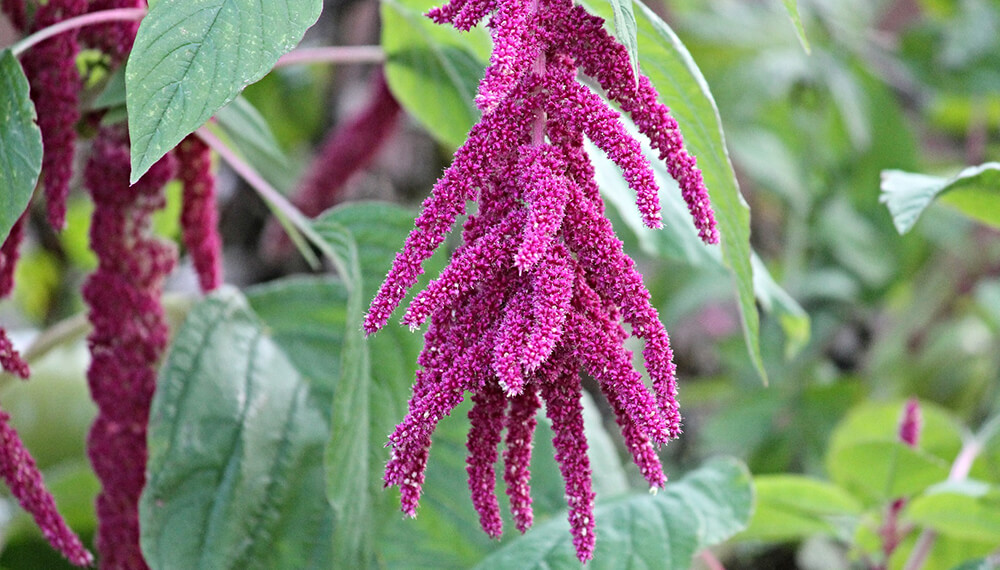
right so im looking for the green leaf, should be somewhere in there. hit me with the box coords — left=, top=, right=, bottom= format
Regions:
left=738, top=475, right=861, bottom=542
left=472, top=457, right=752, bottom=569
left=625, top=1, right=766, bottom=384
left=781, top=0, right=811, bottom=53
left=312, top=202, right=433, bottom=567
left=214, top=96, right=288, bottom=167
left=908, top=488, right=1000, bottom=543
left=126, top=0, right=322, bottom=183
left=0, top=48, right=42, bottom=244
left=880, top=163, right=1000, bottom=234
left=140, top=287, right=333, bottom=569
left=827, top=400, right=965, bottom=466
left=380, top=0, right=490, bottom=149
left=607, top=0, right=640, bottom=87
left=828, top=442, right=950, bottom=502
left=246, top=275, right=349, bottom=419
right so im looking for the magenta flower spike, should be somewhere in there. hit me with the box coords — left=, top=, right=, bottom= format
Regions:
left=83, top=127, right=177, bottom=570
left=898, top=398, right=922, bottom=448
left=0, top=411, right=93, bottom=566
left=12, top=0, right=88, bottom=231
left=176, top=134, right=224, bottom=292
left=367, top=0, right=718, bottom=561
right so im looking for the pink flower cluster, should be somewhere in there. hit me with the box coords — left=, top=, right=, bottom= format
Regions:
left=12, top=0, right=88, bottom=230
left=365, top=0, right=717, bottom=561
left=177, top=134, right=223, bottom=292
left=83, top=126, right=178, bottom=570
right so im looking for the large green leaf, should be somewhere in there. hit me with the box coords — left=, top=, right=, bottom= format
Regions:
left=126, top=0, right=321, bottom=183
left=313, top=202, right=434, bottom=567
left=738, top=475, right=862, bottom=542
left=471, top=457, right=752, bottom=569
left=246, top=276, right=348, bottom=419
left=140, top=287, right=333, bottom=569
left=0, top=49, right=42, bottom=244
left=880, top=163, right=1000, bottom=234
left=381, top=0, right=490, bottom=149
left=907, top=487, right=1000, bottom=543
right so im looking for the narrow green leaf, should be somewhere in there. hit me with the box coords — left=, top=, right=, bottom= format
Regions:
left=607, top=0, right=640, bottom=87
left=908, top=489, right=1000, bottom=543
left=313, top=202, right=434, bottom=567
left=624, top=2, right=767, bottom=384
left=880, top=163, right=1000, bottom=234
left=214, top=96, right=288, bottom=167
left=126, top=0, right=322, bottom=183
left=140, top=287, right=333, bottom=569
left=781, top=0, right=811, bottom=53
left=380, top=0, right=490, bottom=148
left=751, top=253, right=810, bottom=358
left=0, top=48, right=42, bottom=244
left=471, top=457, right=752, bottom=569
left=593, top=124, right=809, bottom=359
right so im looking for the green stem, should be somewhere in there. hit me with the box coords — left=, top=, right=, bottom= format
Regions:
left=10, top=8, right=147, bottom=56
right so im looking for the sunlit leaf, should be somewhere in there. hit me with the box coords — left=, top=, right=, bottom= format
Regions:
left=126, top=0, right=321, bottom=182
left=738, top=475, right=862, bottom=542
left=881, top=163, right=1000, bottom=234
left=381, top=0, right=490, bottom=149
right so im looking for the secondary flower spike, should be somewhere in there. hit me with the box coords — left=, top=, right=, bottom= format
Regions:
left=366, top=0, right=718, bottom=562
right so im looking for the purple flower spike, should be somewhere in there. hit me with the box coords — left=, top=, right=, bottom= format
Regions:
left=176, top=135, right=223, bottom=292
left=0, top=329, right=29, bottom=379
left=559, top=5, right=718, bottom=243
left=374, top=0, right=719, bottom=559
left=504, top=382, right=540, bottom=532
left=515, top=146, right=570, bottom=271
left=17, top=0, right=88, bottom=231
left=0, top=410, right=93, bottom=567
left=84, top=127, right=177, bottom=570
left=466, top=383, right=507, bottom=538
left=898, top=398, right=922, bottom=448
left=540, top=351, right=596, bottom=562
left=1, top=213, right=27, bottom=298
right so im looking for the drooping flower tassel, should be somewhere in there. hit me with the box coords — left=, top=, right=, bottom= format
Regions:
left=367, top=0, right=719, bottom=560
left=82, top=126, right=177, bottom=570
left=176, top=134, right=223, bottom=292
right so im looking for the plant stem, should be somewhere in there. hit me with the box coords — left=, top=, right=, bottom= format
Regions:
left=274, top=46, right=384, bottom=68
left=196, top=127, right=340, bottom=273
left=10, top=8, right=147, bottom=56
left=699, top=549, right=727, bottom=570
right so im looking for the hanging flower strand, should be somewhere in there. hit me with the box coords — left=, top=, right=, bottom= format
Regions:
left=366, top=0, right=718, bottom=562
